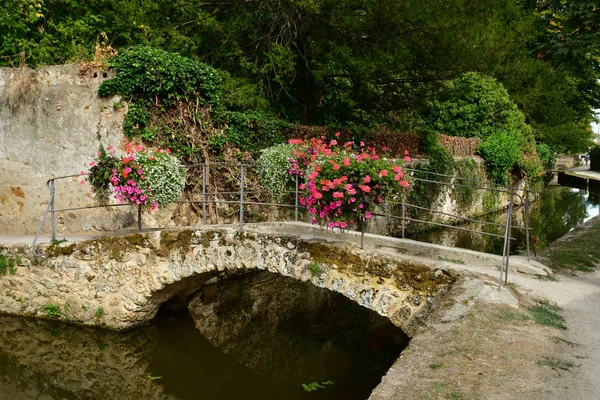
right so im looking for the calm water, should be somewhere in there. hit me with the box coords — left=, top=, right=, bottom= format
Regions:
left=0, top=272, right=408, bottom=400
left=408, top=186, right=600, bottom=255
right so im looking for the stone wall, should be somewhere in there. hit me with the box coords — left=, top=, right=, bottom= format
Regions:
left=555, top=154, right=580, bottom=170
left=0, top=227, right=453, bottom=332
left=0, top=64, right=131, bottom=235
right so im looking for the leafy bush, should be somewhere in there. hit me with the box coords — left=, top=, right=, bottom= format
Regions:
left=426, top=72, right=527, bottom=140
left=212, top=111, right=291, bottom=156
left=535, top=142, right=556, bottom=171
left=257, top=143, right=296, bottom=202
left=478, top=132, right=522, bottom=185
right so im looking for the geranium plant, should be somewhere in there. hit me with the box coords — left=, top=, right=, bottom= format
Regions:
left=84, top=143, right=186, bottom=210
left=287, top=134, right=411, bottom=229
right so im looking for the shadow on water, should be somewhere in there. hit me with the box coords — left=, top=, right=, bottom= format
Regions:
left=408, top=186, right=600, bottom=255
left=0, top=271, right=408, bottom=400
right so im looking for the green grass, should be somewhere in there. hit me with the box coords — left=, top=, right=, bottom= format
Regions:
left=95, top=306, right=105, bottom=318
left=537, top=357, right=575, bottom=372
left=528, top=301, right=566, bottom=330
left=308, top=262, right=322, bottom=277
left=541, top=221, right=600, bottom=272
left=429, top=362, right=445, bottom=370
left=50, top=238, right=68, bottom=245
left=0, top=255, right=16, bottom=276
left=438, top=256, right=465, bottom=265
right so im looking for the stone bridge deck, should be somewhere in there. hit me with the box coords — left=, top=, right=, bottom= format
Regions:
left=0, top=222, right=549, bottom=333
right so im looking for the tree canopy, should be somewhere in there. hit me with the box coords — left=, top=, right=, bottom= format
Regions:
left=1, top=0, right=598, bottom=153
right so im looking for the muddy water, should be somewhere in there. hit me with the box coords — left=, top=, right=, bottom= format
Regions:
left=0, top=272, right=408, bottom=400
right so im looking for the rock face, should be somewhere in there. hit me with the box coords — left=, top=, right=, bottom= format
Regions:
left=0, top=227, right=454, bottom=331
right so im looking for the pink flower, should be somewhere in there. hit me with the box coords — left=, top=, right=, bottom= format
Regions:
left=330, top=139, right=338, bottom=146
left=333, top=191, right=344, bottom=199
left=89, top=161, right=96, bottom=167
left=151, top=203, right=158, bottom=211
left=363, top=175, right=371, bottom=183
left=138, top=169, right=143, bottom=175
left=335, top=132, right=341, bottom=137
left=343, top=158, right=350, bottom=166
left=81, top=171, right=85, bottom=175
left=359, top=203, right=364, bottom=209
left=404, top=150, right=409, bottom=155
left=400, top=180, right=409, bottom=187
left=80, top=180, right=85, bottom=185
left=365, top=212, right=372, bottom=219
left=333, top=164, right=340, bottom=170
left=404, top=156, right=411, bottom=162
left=379, top=169, right=388, bottom=177
left=340, top=222, right=347, bottom=229
left=311, top=218, right=317, bottom=224
left=299, top=183, right=306, bottom=190
left=359, top=185, right=371, bottom=193
left=328, top=222, right=335, bottom=228
left=360, top=141, right=365, bottom=147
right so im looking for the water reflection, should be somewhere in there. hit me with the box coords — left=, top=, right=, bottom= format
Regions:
left=408, top=186, right=600, bottom=255
left=0, top=271, right=408, bottom=400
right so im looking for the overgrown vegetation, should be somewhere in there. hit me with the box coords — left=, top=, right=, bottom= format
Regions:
left=0, top=254, right=18, bottom=276
left=43, top=304, right=61, bottom=318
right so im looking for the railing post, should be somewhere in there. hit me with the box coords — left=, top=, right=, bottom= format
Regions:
left=239, top=164, right=245, bottom=231
left=524, top=190, right=531, bottom=261
left=202, top=163, right=207, bottom=225
left=401, top=200, right=406, bottom=239
left=505, top=195, right=514, bottom=285
left=294, top=174, right=299, bottom=221
left=137, top=205, right=142, bottom=232
left=50, top=179, right=56, bottom=241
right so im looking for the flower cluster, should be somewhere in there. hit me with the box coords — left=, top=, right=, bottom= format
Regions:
left=288, top=134, right=411, bottom=229
left=84, top=143, right=186, bottom=210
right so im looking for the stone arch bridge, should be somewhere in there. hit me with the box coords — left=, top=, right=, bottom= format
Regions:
left=0, top=225, right=454, bottom=332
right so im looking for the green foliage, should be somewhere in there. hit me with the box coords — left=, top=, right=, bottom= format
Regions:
left=452, top=159, right=480, bottom=210
left=95, top=307, right=105, bottom=318
left=478, top=132, right=523, bottom=185
left=212, top=111, right=290, bottom=156
left=308, top=262, right=323, bottom=277
left=49, top=238, right=68, bottom=245
left=256, top=144, right=296, bottom=202
left=535, top=143, right=556, bottom=171
left=590, top=146, right=600, bottom=172
left=426, top=72, right=527, bottom=140
left=44, top=304, right=61, bottom=318
left=301, top=381, right=334, bottom=392
left=0, top=255, right=17, bottom=276
left=98, top=46, right=220, bottom=106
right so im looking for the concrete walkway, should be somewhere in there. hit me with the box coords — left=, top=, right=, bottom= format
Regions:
left=566, top=165, right=600, bottom=181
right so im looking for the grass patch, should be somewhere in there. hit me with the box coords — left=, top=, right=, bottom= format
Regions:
left=540, top=221, right=600, bottom=272
left=50, top=238, right=69, bottom=246
left=537, top=357, right=575, bottom=372
left=438, top=256, right=465, bottom=265
left=429, top=362, right=445, bottom=370
left=43, top=304, right=61, bottom=318
left=494, top=308, right=530, bottom=322
left=528, top=301, right=566, bottom=330
left=308, top=262, right=322, bottom=277
left=424, top=381, right=473, bottom=400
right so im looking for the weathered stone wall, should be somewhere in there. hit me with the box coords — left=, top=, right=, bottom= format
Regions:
left=0, top=64, right=131, bottom=235
left=0, top=227, right=453, bottom=332
left=555, top=154, right=580, bottom=170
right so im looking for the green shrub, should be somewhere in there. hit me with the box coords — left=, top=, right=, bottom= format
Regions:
left=536, top=142, right=556, bottom=171
left=257, top=143, right=296, bottom=202
left=478, top=132, right=522, bottom=185
left=426, top=72, right=527, bottom=140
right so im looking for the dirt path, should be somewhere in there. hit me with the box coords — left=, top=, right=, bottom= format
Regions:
left=511, top=270, right=600, bottom=399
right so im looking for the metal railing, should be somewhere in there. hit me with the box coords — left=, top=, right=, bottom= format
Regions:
left=33, top=163, right=533, bottom=289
